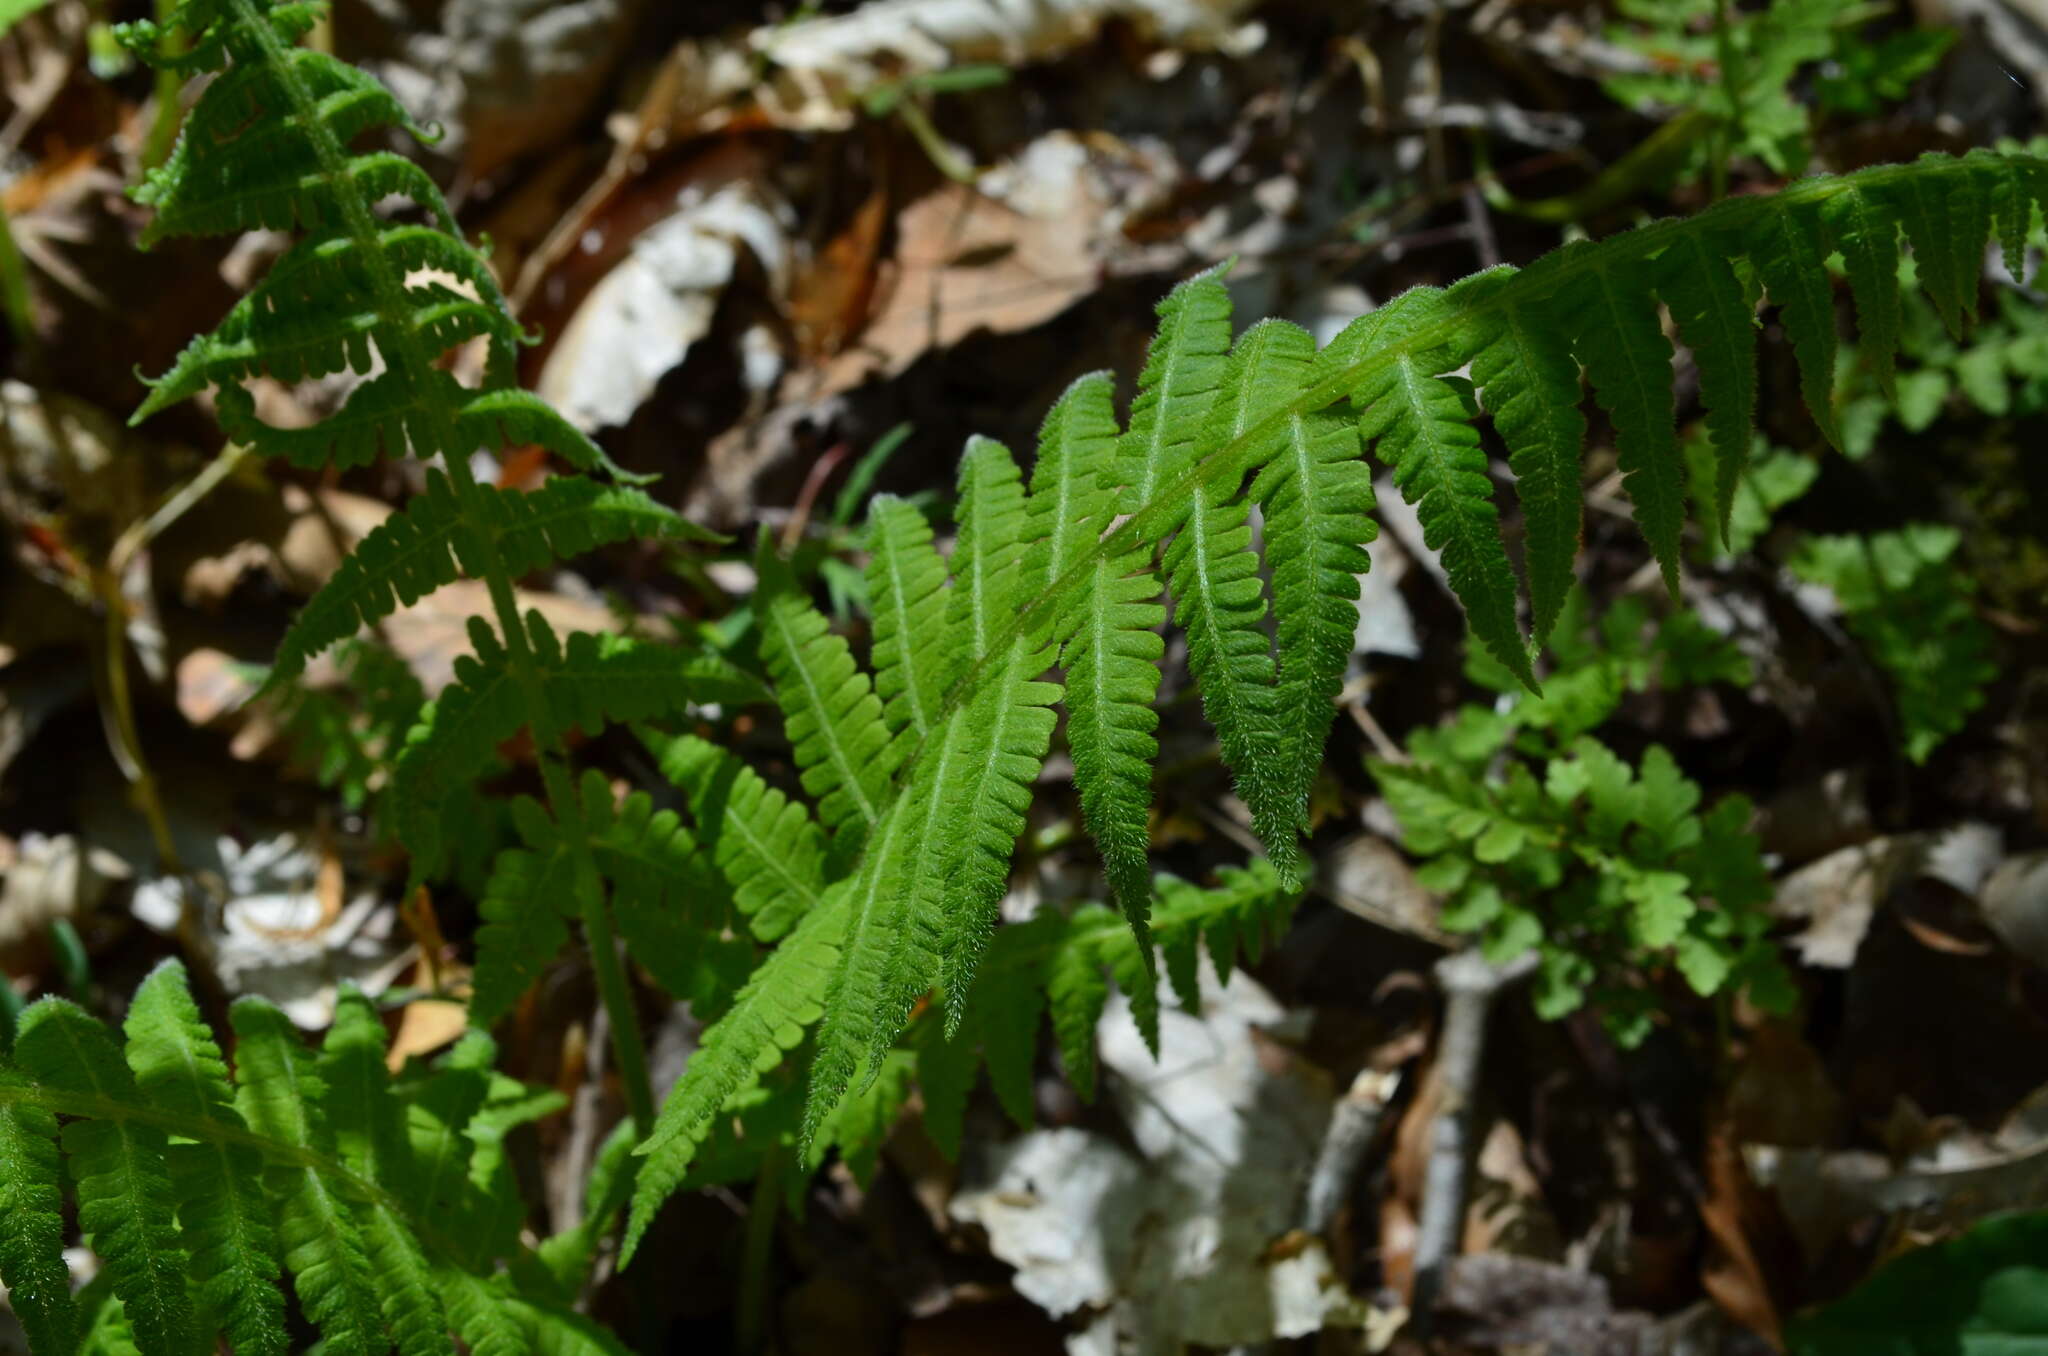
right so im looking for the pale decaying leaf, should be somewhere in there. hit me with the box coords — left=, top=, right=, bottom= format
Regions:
left=131, top=831, right=408, bottom=1028
left=663, top=0, right=1265, bottom=136
left=950, top=966, right=1393, bottom=1352
left=537, top=180, right=794, bottom=433
left=1771, top=822, right=2003, bottom=969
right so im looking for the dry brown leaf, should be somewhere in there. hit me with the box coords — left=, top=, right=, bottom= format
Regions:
left=1699, top=1118, right=1797, bottom=1349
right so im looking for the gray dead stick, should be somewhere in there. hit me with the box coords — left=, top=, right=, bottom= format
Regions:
left=1410, top=947, right=1539, bottom=1329
left=1301, top=1067, right=1404, bottom=1236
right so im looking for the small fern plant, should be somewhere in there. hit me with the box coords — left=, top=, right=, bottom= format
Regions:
left=0, top=960, right=626, bottom=1356
left=1375, top=598, right=1790, bottom=1045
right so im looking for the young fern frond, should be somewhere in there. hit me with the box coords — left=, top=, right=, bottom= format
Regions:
left=121, top=0, right=745, bottom=1125
left=619, top=146, right=2048, bottom=1253
left=0, top=962, right=606, bottom=1356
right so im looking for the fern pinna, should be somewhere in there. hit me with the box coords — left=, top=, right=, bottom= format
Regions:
left=0, top=961, right=627, bottom=1356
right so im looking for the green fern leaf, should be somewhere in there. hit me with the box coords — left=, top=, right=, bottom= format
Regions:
left=1331, top=288, right=1534, bottom=684
left=641, top=730, right=825, bottom=942
left=72, top=1274, right=143, bottom=1356
left=1447, top=270, right=1580, bottom=650
left=271, top=473, right=713, bottom=683
left=626, top=893, right=850, bottom=1261
left=14, top=999, right=193, bottom=1355
left=439, top=1269, right=528, bottom=1356
left=1823, top=184, right=1903, bottom=400
left=1057, top=547, right=1167, bottom=947
left=1229, top=331, right=1376, bottom=835
left=1654, top=230, right=1757, bottom=539
left=946, top=436, right=1035, bottom=648
left=0, top=1069, right=73, bottom=1356
left=125, top=960, right=288, bottom=1356
left=1884, top=153, right=1989, bottom=337
left=230, top=1000, right=386, bottom=1356
left=1747, top=202, right=1843, bottom=449
left=393, top=615, right=763, bottom=875
left=470, top=799, right=576, bottom=1027
left=1112, top=267, right=1234, bottom=521
left=1163, top=323, right=1286, bottom=880
left=865, top=495, right=957, bottom=742
left=1025, top=371, right=1120, bottom=596
left=320, top=991, right=449, bottom=1356
left=1549, top=256, right=1687, bottom=594
left=760, top=592, right=897, bottom=864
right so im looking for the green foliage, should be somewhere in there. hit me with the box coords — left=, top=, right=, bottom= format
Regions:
left=1605, top=0, right=1953, bottom=182
left=1790, top=524, right=1997, bottom=762
left=112, top=0, right=2048, bottom=1292
left=1379, top=602, right=1788, bottom=1045
left=1788, top=1210, right=2048, bottom=1353
left=0, top=960, right=612, bottom=1356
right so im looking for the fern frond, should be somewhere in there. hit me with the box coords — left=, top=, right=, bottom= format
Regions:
left=271, top=474, right=714, bottom=683
left=1823, top=183, right=1903, bottom=401
left=642, top=730, right=826, bottom=942
left=13, top=1000, right=193, bottom=1355
left=1112, top=266, right=1233, bottom=521
left=125, top=961, right=288, bottom=1356
left=231, top=1000, right=387, bottom=1356
left=760, top=592, right=897, bottom=863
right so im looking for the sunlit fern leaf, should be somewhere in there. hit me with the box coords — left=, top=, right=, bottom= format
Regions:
left=393, top=615, right=764, bottom=877
left=452, top=390, right=655, bottom=486
left=1445, top=269, right=1577, bottom=649
left=865, top=495, right=956, bottom=744
left=641, top=729, right=825, bottom=942
left=803, top=770, right=940, bottom=1148
left=626, top=893, right=850, bottom=1262
left=230, top=1000, right=387, bottom=1356
left=947, top=436, right=1034, bottom=649
left=1747, top=202, right=1844, bottom=450
left=0, top=1069, right=73, bottom=1356
left=760, top=591, right=897, bottom=866
left=1823, top=184, right=1903, bottom=400
left=124, top=961, right=287, bottom=1356
left=1112, top=265, right=1233, bottom=523
left=134, top=48, right=439, bottom=245
left=270, top=472, right=711, bottom=684
left=470, top=798, right=576, bottom=1027
left=932, top=638, right=1062, bottom=1027
left=1057, top=548, right=1167, bottom=950
left=1330, top=288, right=1536, bottom=685
left=13, top=1000, right=193, bottom=1355
left=441, top=1270, right=527, bottom=1356
left=1025, top=371, right=1120, bottom=598
left=1646, top=233, right=1755, bottom=540
left=320, top=991, right=449, bottom=1356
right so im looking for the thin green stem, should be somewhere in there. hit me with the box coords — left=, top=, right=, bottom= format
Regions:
left=226, top=0, right=656, bottom=1132
left=141, top=0, right=187, bottom=170
left=0, top=207, right=35, bottom=358
left=735, top=1142, right=783, bottom=1353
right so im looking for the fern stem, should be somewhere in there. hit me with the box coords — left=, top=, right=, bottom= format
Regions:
left=221, top=0, right=660, bottom=1133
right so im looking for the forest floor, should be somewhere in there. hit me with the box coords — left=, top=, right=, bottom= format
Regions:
left=3, top=0, right=2047, bottom=1352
